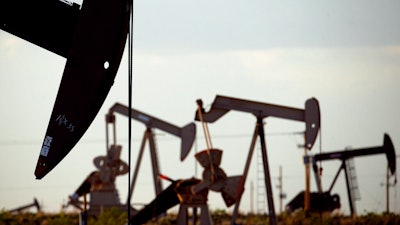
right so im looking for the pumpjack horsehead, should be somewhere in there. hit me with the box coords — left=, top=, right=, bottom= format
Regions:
left=1, top=0, right=131, bottom=179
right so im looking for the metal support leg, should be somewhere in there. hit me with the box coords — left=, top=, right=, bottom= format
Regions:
left=231, top=125, right=258, bottom=224
left=257, top=118, right=277, bottom=225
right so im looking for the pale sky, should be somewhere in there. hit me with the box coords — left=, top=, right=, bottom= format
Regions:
left=1, top=0, right=399, bottom=216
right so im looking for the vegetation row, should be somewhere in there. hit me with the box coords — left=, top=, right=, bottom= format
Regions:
left=1, top=207, right=399, bottom=225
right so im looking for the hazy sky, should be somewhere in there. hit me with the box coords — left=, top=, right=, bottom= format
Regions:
left=1, top=0, right=399, bottom=216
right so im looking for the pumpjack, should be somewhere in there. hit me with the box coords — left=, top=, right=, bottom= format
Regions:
left=66, top=103, right=196, bottom=220
left=106, top=103, right=196, bottom=207
left=8, top=198, right=41, bottom=214
left=129, top=99, right=244, bottom=225
left=1, top=0, right=131, bottom=179
left=194, top=95, right=321, bottom=225
left=67, top=144, right=130, bottom=217
left=130, top=150, right=244, bottom=225
left=286, top=133, right=397, bottom=216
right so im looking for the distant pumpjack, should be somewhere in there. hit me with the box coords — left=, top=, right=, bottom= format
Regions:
left=287, top=133, right=396, bottom=216
left=67, top=145, right=130, bottom=216
left=9, top=198, right=41, bottom=213
left=106, top=103, right=196, bottom=215
left=285, top=191, right=340, bottom=213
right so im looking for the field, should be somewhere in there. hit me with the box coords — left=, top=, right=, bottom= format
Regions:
left=1, top=208, right=399, bottom=225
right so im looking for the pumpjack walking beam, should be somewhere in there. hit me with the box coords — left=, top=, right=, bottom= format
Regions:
left=106, top=103, right=196, bottom=206
left=8, top=198, right=41, bottom=213
left=311, top=133, right=396, bottom=216
left=195, top=95, right=320, bottom=225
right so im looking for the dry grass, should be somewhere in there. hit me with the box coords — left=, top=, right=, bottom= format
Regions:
left=1, top=208, right=399, bottom=225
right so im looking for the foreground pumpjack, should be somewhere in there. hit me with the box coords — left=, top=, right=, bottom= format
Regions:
left=2, top=0, right=131, bottom=180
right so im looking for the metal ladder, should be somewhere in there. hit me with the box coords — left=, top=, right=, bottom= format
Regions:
left=256, top=144, right=267, bottom=214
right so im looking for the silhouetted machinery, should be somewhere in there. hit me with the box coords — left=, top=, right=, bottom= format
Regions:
left=130, top=150, right=244, bottom=225
left=129, top=99, right=244, bottom=225
left=66, top=103, right=196, bottom=219
left=2, top=0, right=131, bottom=180
left=107, top=103, right=196, bottom=207
left=68, top=145, right=130, bottom=216
left=128, top=96, right=320, bottom=225
left=194, top=95, right=320, bottom=225
left=8, top=198, right=41, bottom=214
left=286, top=133, right=397, bottom=215
left=285, top=191, right=340, bottom=213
